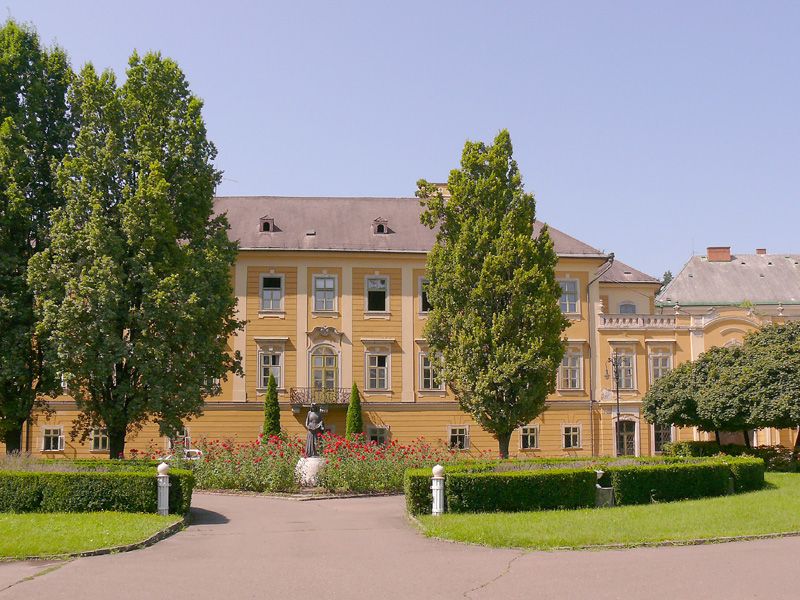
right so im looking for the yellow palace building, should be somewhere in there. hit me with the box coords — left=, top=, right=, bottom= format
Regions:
left=11, top=197, right=800, bottom=457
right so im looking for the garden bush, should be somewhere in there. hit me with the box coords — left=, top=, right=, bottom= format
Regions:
left=601, top=462, right=731, bottom=505
left=0, top=469, right=193, bottom=514
left=404, top=462, right=495, bottom=515
left=664, top=441, right=796, bottom=472
left=445, top=468, right=597, bottom=513
left=724, top=456, right=766, bottom=492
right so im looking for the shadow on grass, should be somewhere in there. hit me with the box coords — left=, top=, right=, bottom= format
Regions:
left=189, top=507, right=230, bottom=525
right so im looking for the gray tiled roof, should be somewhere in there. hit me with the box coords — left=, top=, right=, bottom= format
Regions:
left=657, top=254, right=800, bottom=306
left=599, top=259, right=660, bottom=284
left=214, top=196, right=607, bottom=257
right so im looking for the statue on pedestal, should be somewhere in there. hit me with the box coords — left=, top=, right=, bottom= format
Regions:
left=304, top=403, right=326, bottom=457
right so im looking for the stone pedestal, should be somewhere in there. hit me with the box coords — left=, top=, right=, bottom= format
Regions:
left=296, top=457, right=326, bottom=487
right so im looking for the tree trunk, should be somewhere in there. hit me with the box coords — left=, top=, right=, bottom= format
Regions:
left=2, top=424, right=23, bottom=454
left=497, top=432, right=511, bottom=459
left=108, top=429, right=126, bottom=459
left=714, top=430, right=721, bottom=445
left=742, top=430, right=752, bottom=450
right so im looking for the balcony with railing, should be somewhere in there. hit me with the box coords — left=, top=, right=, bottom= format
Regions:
left=598, top=314, right=676, bottom=330
left=289, top=387, right=350, bottom=406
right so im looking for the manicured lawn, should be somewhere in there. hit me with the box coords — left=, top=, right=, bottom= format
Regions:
left=0, top=512, right=181, bottom=558
left=418, top=473, right=800, bottom=550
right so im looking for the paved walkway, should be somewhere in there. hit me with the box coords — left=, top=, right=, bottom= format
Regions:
left=2, top=493, right=799, bottom=599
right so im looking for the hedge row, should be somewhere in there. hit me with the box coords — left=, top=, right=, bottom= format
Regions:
left=445, top=469, right=597, bottom=513
left=664, top=441, right=798, bottom=472
left=405, top=456, right=765, bottom=514
left=0, top=470, right=194, bottom=515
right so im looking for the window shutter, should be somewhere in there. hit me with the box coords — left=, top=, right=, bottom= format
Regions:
left=464, top=428, right=471, bottom=450
left=58, top=432, right=65, bottom=451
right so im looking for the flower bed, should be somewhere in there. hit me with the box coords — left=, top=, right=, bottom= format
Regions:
left=664, top=441, right=799, bottom=472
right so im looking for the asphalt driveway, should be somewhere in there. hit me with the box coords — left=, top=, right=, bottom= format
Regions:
left=1, top=492, right=798, bottom=599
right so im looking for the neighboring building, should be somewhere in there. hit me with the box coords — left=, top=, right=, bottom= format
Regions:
left=10, top=199, right=798, bottom=457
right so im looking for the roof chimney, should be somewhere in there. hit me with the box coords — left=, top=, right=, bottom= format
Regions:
left=707, top=246, right=731, bottom=262
left=756, top=248, right=767, bottom=255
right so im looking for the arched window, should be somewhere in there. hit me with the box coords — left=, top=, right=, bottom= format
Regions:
left=262, top=221, right=271, bottom=232
left=310, top=345, right=338, bottom=390
left=376, top=223, right=386, bottom=234
left=619, top=302, right=636, bottom=314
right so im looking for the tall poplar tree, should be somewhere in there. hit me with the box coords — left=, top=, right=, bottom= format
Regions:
left=0, top=20, right=73, bottom=452
left=417, top=130, right=569, bottom=458
left=29, top=53, right=241, bottom=457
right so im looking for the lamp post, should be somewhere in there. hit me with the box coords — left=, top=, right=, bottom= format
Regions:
left=608, top=351, right=623, bottom=456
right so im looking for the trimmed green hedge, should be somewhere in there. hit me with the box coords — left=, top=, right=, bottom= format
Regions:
left=0, top=470, right=194, bottom=515
left=405, top=456, right=765, bottom=514
left=601, top=463, right=730, bottom=505
left=664, top=441, right=797, bottom=472
left=445, top=469, right=597, bottom=513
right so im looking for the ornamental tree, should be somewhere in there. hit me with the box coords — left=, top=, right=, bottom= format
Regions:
left=262, top=373, right=281, bottom=437
left=28, top=53, right=241, bottom=458
left=0, top=20, right=73, bottom=453
left=346, top=383, right=363, bottom=439
left=417, top=130, right=569, bottom=458
left=724, top=323, right=800, bottom=447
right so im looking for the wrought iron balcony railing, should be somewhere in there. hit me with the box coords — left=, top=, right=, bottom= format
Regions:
left=289, top=387, right=350, bottom=406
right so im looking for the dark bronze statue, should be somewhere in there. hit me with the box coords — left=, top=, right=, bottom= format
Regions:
left=304, top=404, right=326, bottom=457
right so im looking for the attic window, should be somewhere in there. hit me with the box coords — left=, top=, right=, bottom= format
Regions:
left=259, top=216, right=275, bottom=233
left=372, top=218, right=389, bottom=235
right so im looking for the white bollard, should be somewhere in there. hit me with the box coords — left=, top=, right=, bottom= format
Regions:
left=157, top=462, right=171, bottom=516
left=431, top=464, right=445, bottom=516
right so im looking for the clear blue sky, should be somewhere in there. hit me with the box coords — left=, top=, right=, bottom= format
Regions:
left=5, top=1, right=799, bottom=277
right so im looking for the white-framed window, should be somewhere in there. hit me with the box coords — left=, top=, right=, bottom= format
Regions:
left=313, top=274, right=337, bottom=312
left=649, top=349, right=672, bottom=383
left=558, top=279, right=579, bottom=314
left=90, top=427, right=109, bottom=453
left=449, top=425, right=470, bottom=450
left=42, top=426, right=64, bottom=452
left=367, top=425, right=390, bottom=445
left=619, top=301, right=637, bottom=314
left=520, top=425, right=539, bottom=450
left=558, top=348, right=583, bottom=390
left=615, top=419, right=637, bottom=456
left=260, top=274, right=284, bottom=311
left=259, top=349, right=282, bottom=389
left=652, top=424, right=673, bottom=453
left=366, top=351, right=389, bottom=390
left=419, top=352, right=444, bottom=391
left=612, top=348, right=636, bottom=390
left=563, top=425, right=582, bottom=449
left=420, top=278, right=432, bottom=313
left=365, top=276, right=389, bottom=313
left=168, top=428, right=191, bottom=451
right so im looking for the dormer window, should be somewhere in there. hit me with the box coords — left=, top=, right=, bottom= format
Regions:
left=259, top=215, right=275, bottom=233
left=372, top=217, right=389, bottom=235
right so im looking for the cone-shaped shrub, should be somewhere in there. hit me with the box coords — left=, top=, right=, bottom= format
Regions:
left=263, top=373, right=281, bottom=436
left=346, top=383, right=363, bottom=439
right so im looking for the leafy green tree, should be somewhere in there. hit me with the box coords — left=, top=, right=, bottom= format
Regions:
left=346, top=383, right=363, bottom=439
left=659, top=270, right=673, bottom=294
left=643, top=345, right=746, bottom=445
left=727, top=323, right=800, bottom=447
left=417, top=130, right=569, bottom=458
left=28, top=53, right=241, bottom=458
left=0, top=20, right=73, bottom=453
left=262, top=373, right=281, bottom=437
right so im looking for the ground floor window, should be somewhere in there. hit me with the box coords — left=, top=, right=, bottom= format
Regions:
left=520, top=425, right=539, bottom=450
left=168, top=428, right=191, bottom=451
left=563, top=425, right=581, bottom=449
left=367, top=425, right=390, bottom=445
left=42, top=426, right=64, bottom=452
left=449, top=426, right=470, bottom=450
left=653, top=424, right=673, bottom=453
left=90, top=428, right=109, bottom=452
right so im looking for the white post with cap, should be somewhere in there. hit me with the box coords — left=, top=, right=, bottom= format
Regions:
left=157, top=462, right=171, bottom=516
left=431, top=464, right=445, bottom=516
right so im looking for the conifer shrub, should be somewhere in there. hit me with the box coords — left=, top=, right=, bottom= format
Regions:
left=345, top=383, right=363, bottom=439
left=263, top=373, right=281, bottom=437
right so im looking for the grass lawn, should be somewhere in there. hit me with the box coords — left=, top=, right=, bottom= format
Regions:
left=418, top=473, right=800, bottom=550
left=0, top=512, right=181, bottom=559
